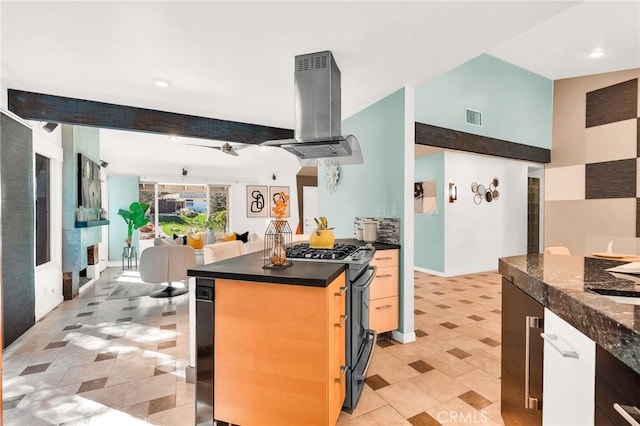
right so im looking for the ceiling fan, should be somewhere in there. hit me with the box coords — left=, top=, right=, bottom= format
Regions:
left=186, top=141, right=246, bottom=156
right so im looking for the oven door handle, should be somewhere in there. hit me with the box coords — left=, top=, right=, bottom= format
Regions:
left=353, top=266, right=376, bottom=291
left=355, top=330, right=377, bottom=382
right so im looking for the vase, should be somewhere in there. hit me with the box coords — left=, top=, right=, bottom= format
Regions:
left=263, top=219, right=292, bottom=269
left=77, top=205, right=88, bottom=222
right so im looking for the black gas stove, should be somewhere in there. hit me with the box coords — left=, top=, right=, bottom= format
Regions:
left=286, top=243, right=374, bottom=265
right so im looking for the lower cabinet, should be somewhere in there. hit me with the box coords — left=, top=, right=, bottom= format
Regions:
left=501, top=278, right=544, bottom=426
left=370, top=249, right=399, bottom=333
left=542, top=308, right=595, bottom=426
left=213, top=273, right=346, bottom=426
left=595, top=345, right=640, bottom=426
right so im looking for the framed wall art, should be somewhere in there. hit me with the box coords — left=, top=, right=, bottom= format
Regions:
left=246, top=185, right=268, bottom=217
left=269, top=186, right=290, bottom=218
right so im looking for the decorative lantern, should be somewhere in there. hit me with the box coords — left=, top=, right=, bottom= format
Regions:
left=263, top=219, right=292, bottom=269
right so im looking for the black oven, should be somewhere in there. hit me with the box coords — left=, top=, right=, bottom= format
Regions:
left=344, top=263, right=377, bottom=409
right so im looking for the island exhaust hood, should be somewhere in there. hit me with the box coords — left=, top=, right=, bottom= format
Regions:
left=260, top=51, right=363, bottom=166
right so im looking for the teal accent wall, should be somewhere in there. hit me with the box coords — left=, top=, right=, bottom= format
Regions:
left=414, top=152, right=444, bottom=272
left=61, top=125, right=102, bottom=271
left=318, top=88, right=406, bottom=236
left=415, top=54, right=552, bottom=149
left=318, top=88, right=408, bottom=332
left=108, top=176, right=139, bottom=261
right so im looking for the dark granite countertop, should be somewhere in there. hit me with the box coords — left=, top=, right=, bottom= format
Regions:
left=187, top=249, right=346, bottom=288
left=188, top=238, right=399, bottom=288
left=499, top=254, right=640, bottom=374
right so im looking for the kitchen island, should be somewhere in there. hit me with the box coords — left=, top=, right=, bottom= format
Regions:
left=188, top=248, right=350, bottom=426
left=499, top=254, right=640, bottom=425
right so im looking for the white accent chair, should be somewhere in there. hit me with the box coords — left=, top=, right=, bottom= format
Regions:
left=543, top=246, right=571, bottom=255
left=140, top=245, right=197, bottom=298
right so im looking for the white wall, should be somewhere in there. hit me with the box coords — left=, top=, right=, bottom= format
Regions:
left=229, top=174, right=300, bottom=237
left=444, top=151, right=532, bottom=276
left=32, top=121, right=64, bottom=320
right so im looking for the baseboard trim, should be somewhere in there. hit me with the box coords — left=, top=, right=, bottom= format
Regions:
left=185, top=365, right=196, bottom=384
left=414, top=266, right=446, bottom=277
left=392, top=330, right=416, bottom=344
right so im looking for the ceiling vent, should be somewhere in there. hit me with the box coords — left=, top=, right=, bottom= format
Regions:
left=465, top=109, right=482, bottom=127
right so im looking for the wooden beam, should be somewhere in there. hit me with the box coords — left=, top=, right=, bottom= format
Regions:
left=8, top=89, right=294, bottom=144
left=415, top=122, right=550, bottom=163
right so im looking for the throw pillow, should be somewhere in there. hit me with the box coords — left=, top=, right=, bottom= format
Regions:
left=173, top=233, right=186, bottom=245
left=236, top=231, right=249, bottom=243
left=187, top=232, right=204, bottom=249
left=222, top=232, right=236, bottom=242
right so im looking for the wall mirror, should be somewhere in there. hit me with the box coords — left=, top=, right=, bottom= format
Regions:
left=414, top=180, right=437, bottom=214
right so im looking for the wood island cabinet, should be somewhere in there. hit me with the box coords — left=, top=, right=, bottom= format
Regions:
left=213, top=272, right=346, bottom=426
left=370, top=249, right=399, bottom=334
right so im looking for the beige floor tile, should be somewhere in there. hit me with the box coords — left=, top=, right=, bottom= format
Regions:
left=410, top=369, right=471, bottom=403
left=78, top=382, right=129, bottom=410
left=349, top=404, right=411, bottom=426
left=123, top=372, right=177, bottom=407
left=447, top=334, right=494, bottom=355
left=147, top=402, right=195, bottom=425
left=58, top=359, right=116, bottom=386
left=456, top=369, right=501, bottom=402
left=422, top=351, right=475, bottom=378
left=376, top=379, right=440, bottom=418
left=342, top=385, right=388, bottom=419
left=105, top=357, right=157, bottom=386
left=464, top=351, right=501, bottom=378
left=370, top=355, right=421, bottom=384
left=175, top=379, right=195, bottom=407
left=121, top=401, right=150, bottom=421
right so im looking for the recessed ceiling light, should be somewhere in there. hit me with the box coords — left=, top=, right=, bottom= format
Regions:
left=169, top=135, right=178, bottom=141
left=588, top=49, right=605, bottom=59
left=154, top=79, right=170, bottom=88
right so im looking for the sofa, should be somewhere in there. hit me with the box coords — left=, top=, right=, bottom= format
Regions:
left=202, top=233, right=309, bottom=264
left=202, top=238, right=264, bottom=264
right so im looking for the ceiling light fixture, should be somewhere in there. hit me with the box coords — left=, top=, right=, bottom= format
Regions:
left=588, top=49, right=605, bottom=59
left=154, top=79, right=170, bottom=88
left=169, top=135, right=178, bottom=141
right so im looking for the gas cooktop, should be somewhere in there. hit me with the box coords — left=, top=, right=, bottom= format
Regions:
left=286, top=243, right=374, bottom=264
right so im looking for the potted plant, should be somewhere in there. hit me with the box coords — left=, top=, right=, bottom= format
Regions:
left=118, top=202, right=150, bottom=248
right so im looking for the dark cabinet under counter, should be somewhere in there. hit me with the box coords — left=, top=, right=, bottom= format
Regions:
left=596, top=345, right=640, bottom=426
left=501, top=277, right=544, bottom=426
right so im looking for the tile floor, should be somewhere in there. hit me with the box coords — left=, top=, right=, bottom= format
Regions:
left=337, top=270, right=504, bottom=426
left=2, top=268, right=194, bottom=425
left=2, top=268, right=504, bottom=425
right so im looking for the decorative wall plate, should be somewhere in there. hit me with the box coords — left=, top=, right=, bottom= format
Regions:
left=325, top=165, right=339, bottom=192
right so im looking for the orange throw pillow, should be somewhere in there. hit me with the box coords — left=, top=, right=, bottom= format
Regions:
left=187, top=232, right=204, bottom=249
left=222, top=232, right=236, bottom=242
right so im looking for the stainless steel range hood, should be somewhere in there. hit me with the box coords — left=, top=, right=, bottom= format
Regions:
left=261, top=51, right=363, bottom=166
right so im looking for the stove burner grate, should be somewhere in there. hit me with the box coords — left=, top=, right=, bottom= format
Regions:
left=286, top=243, right=359, bottom=261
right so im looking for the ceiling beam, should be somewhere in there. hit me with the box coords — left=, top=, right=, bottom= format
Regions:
left=415, top=122, right=550, bottom=163
left=8, top=89, right=294, bottom=144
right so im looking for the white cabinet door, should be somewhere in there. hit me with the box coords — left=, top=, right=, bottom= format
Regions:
left=542, top=308, right=595, bottom=426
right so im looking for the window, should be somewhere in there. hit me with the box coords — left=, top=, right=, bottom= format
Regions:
left=138, top=183, right=228, bottom=236
left=208, top=186, right=229, bottom=232
left=35, top=154, right=50, bottom=266
left=138, top=182, right=156, bottom=239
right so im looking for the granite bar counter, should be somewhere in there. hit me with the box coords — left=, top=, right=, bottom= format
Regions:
left=499, top=254, right=640, bottom=374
